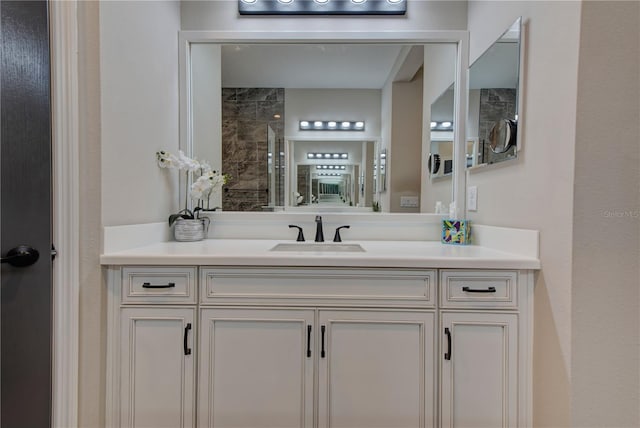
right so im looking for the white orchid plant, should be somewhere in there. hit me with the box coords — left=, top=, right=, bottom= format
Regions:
left=156, top=150, right=230, bottom=226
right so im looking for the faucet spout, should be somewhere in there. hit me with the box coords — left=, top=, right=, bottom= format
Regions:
left=314, top=216, right=324, bottom=242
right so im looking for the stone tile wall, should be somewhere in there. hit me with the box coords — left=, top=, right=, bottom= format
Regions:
left=221, top=88, right=285, bottom=211
left=479, top=88, right=517, bottom=164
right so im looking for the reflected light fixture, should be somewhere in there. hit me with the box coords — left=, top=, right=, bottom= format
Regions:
left=239, top=0, right=406, bottom=15
left=299, top=120, right=365, bottom=131
left=307, top=152, right=349, bottom=160
left=431, top=121, right=454, bottom=131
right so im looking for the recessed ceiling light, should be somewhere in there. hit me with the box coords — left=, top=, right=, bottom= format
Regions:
left=273, top=114, right=281, bottom=119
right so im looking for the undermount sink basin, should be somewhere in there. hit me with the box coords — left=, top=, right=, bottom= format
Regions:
left=269, top=243, right=366, bottom=253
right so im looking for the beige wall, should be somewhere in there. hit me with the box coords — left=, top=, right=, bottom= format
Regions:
left=77, top=2, right=104, bottom=427
left=181, top=0, right=467, bottom=31
left=100, top=0, right=181, bottom=226
left=571, top=2, right=640, bottom=426
left=466, top=1, right=583, bottom=426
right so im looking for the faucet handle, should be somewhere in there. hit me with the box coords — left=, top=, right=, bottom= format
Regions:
left=333, top=225, right=350, bottom=242
left=288, top=225, right=305, bottom=242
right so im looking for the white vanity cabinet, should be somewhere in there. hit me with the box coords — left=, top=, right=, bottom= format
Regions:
left=316, top=309, right=434, bottom=428
left=198, top=268, right=436, bottom=428
left=439, top=270, right=531, bottom=428
left=108, top=267, right=198, bottom=428
left=198, top=307, right=315, bottom=428
left=106, top=265, right=533, bottom=428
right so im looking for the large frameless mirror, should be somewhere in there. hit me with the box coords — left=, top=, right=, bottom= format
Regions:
left=185, top=39, right=463, bottom=213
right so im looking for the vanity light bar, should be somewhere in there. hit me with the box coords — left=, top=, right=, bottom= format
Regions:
left=307, top=153, right=349, bottom=159
left=316, top=165, right=347, bottom=170
left=430, top=121, right=454, bottom=131
left=299, top=120, right=365, bottom=131
left=239, top=0, right=406, bottom=15
left=318, top=172, right=342, bottom=176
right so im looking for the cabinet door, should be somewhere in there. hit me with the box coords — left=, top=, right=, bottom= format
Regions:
left=317, top=310, right=435, bottom=428
left=119, top=307, right=195, bottom=428
left=440, top=312, right=518, bottom=428
left=199, top=308, right=314, bottom=428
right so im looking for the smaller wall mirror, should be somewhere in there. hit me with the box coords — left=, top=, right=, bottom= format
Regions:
left=467, top=16, right=522, bottom=168
left=429, top=84, right=454, bottom=180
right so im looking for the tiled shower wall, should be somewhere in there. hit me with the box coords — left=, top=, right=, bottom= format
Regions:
left=479, top=88, right=517, bottom=164
left=221, top=88, right=285, bottom=211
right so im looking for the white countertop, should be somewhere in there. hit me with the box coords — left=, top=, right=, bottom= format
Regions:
left=100, top=239, right=541, bottom=269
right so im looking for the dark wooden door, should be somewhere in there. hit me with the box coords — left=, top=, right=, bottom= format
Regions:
left=0, top=1, right=52, bottom=426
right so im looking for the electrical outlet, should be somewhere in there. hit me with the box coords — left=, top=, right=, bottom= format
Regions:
left=467, top=186, right=478, bottom=211
left=400, top=196, right=419, bottom=208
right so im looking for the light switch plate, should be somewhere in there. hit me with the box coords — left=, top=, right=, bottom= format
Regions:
left=467, top=186, right=478, bottom=211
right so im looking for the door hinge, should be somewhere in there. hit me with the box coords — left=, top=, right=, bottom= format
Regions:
left=51, top=244, right=58, bottom=261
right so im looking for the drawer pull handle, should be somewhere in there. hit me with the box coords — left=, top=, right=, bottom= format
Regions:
left=321, top=325, right=326, bottom=359
left=444, top=327, right=452, bottom=360
left=184, top=323, right=192, bottom=355
left=462, top=286, right=496, bottom=293
left=306, top=325, right=312, bottom=358
left=142, top=282, right=176, bottom=289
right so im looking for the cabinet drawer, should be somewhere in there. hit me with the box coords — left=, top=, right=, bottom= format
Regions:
left=201, top=268, right=435, bottom=307
left=121, top=266, right=197, bottom=304
left=440, top=270, right=518, bottom=308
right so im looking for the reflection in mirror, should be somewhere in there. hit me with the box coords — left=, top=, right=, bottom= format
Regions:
left=379, top=149, right=387, bottom=192
left=422, top=44, right=457, bottom=212
left=468, top=17, right=522, bottom=167
left=189, top=43, right=458, bottom=212
left=290, top=140, right=372, bottom=210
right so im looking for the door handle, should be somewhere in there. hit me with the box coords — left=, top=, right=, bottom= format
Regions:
left=184, top=323, right=192, bottom=356
left=321, top=325, right=326, bottom=358
left=1, top=245, right=40, bottom=267
left=142, top=282, right=176, bottom=289
left=306, top=325, right=312, bottom=358
left=444, top=327, right=452, bottom=360
left=462, top=286, right=496, bottom=293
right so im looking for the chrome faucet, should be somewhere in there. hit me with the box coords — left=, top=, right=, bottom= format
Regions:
left=314, top=216, right=324, bottom=242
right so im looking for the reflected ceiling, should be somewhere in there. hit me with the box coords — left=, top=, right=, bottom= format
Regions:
left=221, top=44, right=404, bottom=88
